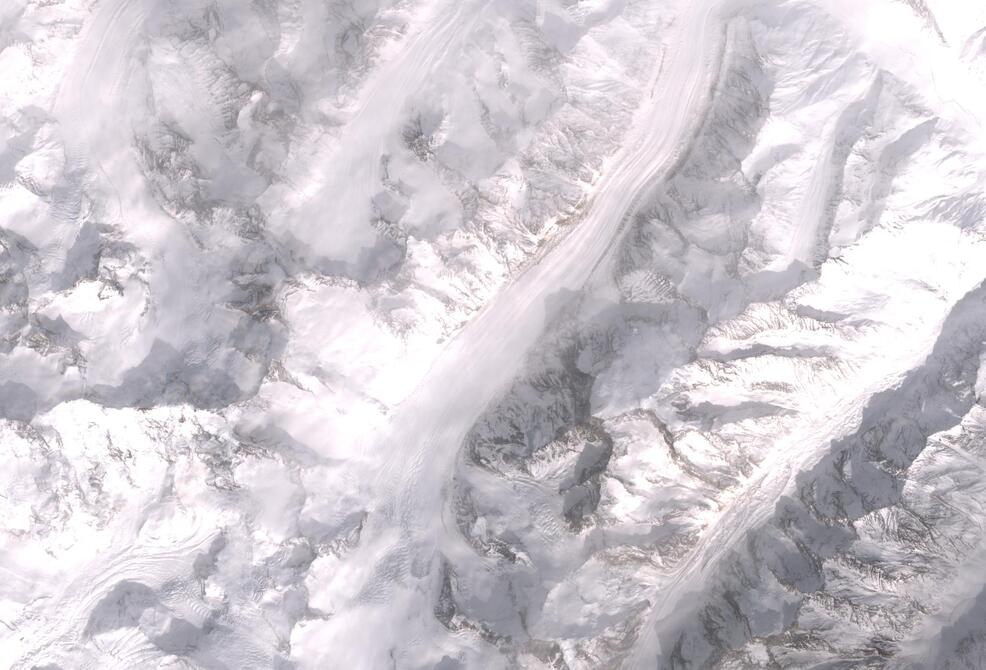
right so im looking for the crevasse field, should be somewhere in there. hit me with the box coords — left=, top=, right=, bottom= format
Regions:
left=3, top=0, right=986, bottom=667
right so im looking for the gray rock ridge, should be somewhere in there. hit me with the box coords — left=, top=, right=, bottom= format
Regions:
left=3, top=0, right=986, bottom=668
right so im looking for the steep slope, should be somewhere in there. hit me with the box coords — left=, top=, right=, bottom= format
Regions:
left=3, top=0, right=986, bottom=668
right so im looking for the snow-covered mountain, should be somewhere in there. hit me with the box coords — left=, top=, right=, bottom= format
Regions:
left=3, top=0, right=986, bottom=667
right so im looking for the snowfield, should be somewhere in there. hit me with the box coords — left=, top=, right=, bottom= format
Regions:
left=3, top=0, right=986, bottom=668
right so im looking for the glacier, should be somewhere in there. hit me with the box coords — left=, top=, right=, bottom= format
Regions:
left=3, top=0, right=986, bottom=667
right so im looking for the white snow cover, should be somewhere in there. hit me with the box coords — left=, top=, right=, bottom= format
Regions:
left=3, top=0, right=986, bottom=667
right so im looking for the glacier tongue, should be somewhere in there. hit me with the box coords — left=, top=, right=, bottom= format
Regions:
left=3, top=0, right=986, bottom=667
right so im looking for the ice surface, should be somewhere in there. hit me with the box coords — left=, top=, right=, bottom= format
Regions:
left=3, top=0, right=986, bottom=667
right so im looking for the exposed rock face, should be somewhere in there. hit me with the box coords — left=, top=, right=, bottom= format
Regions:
left=3, top=0, right=986, bottom=667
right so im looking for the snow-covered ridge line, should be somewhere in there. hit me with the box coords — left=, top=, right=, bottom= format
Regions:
left=5, top=0, right=986, bottom=666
